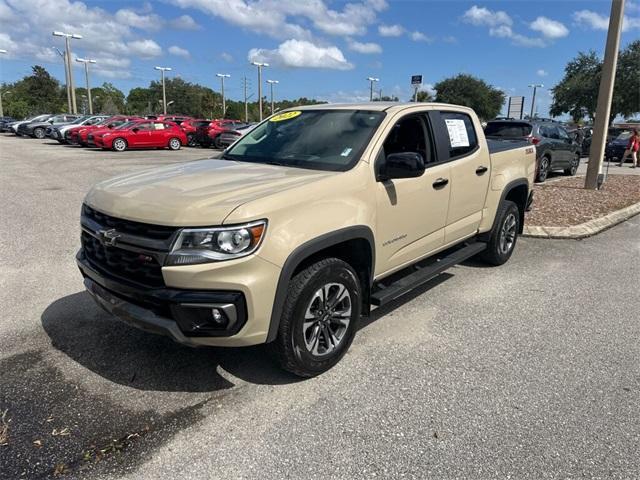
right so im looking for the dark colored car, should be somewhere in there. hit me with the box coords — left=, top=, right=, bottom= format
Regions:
left=580, top=127, right=627, bottom=157
left=50, top=115, right=109, bottom=143
left=11, top=114, right=53, bottom=135
left=180, top=119, right=210, bottom=147
left=18, top=114, right=81, bottom=138
left=0, top=116, right=16, bottom=132
left=218, top=124, right=255, bottom=148
left=605, top=131, right=633, bottom=162
left=484, top=119, right=581, bottom=182
left=195, top=119, right=245, bottom=148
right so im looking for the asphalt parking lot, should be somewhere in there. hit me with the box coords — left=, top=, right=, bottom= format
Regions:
left=1, top=134, right=639, bottom=479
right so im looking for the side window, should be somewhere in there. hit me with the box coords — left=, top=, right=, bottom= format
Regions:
left=557, top=127, right=570, bottom=141
left=153, top=122, right=166, bottom=130
left=136, top=122, right=153, bottom=131
left=439, top=111, right=478, bottom=158
left=381, top=114, right=432, bottom=164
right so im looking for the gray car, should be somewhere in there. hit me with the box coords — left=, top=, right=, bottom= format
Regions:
left=485, top=119, right=581, bottom=182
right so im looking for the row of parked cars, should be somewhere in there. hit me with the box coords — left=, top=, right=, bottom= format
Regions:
left=0, top=113, right=256, bottom=152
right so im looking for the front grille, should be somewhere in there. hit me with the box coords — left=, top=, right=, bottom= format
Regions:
left=82, top=205, right=176, bottom=241
left=81, top=231, right=165, bottom=288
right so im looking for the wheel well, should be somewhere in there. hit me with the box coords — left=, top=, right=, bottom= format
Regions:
left=292, top=238, right=373, bottom=315
left=505, top=184, right=528, bottom=233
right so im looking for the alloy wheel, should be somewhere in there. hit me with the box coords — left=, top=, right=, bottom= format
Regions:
left=113, top=139, right=126, bottom=151
left=169, top=138, right=181, bottom=150
left=302, top=282, right=352, bottom=357
left=499, top=212, right=517, bottom=255
left=538, top=158, right=549, bottom=181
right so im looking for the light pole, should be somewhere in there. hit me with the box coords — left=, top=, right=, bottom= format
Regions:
left=0, top=49, right=6, bottom=117
left=528, top=84, right=543, bottom=119
left=216, top=73, right=230, bottom=118
left=53, top=31, right=82, bottom=114
left=367, top=77, right=379, bottom=102
left=154, top=66, right=172, bottom=115
left=251, top=62, right=269, bottom=121
left=0, top=90, right=11, bottom=118
left=76, top=58, right=96, bottom=114
left=266, top=79, right=279, bottom=115
left=51, top=47, right=71, bottom=112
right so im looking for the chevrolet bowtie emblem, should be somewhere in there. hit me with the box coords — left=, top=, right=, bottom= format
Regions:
left=98, top=228, right=121, bottom=247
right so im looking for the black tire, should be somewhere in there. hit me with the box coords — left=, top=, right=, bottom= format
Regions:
left=536, top=156, right=550, bottom=182
left=213, top=134, right=223, bottom=149
left=187, top=133, right=197, bottom=147
left=168, top=137, right=181, bottom=150
left=33, top=127, right=45, bottom=139
left=112, top=137, right=127, bottom=152
left=479, top=200, right=520, bottom=266
left=564, top=153, right=580, bottom=176
left=268, top=258, right=361, bottom=377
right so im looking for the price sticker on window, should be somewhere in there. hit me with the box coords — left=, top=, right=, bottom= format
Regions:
left=445, top=119, right=470, bottom=148
left=270, top=111, right=302, bottom=122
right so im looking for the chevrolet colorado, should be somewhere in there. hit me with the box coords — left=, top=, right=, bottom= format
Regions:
left=77, top=103, right=536, bottom=377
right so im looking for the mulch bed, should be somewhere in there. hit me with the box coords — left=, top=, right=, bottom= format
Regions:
left=524, top=174, right=640, bottom=227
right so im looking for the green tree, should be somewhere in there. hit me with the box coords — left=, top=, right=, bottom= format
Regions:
left=415, top=90, right=433, bottom=102
left=434, top=74, right=504, bottom=120
left=10, top=66, right=64, bottom=115
left=373, top=95, right=399, bottom=102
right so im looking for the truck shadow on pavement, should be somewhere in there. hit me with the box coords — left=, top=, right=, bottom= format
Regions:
left=41, top=291, right=301, bottom=392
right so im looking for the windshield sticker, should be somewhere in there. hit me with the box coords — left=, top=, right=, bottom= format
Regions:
left=341, top=147, right=353, bottom=157
left=445, top=119, right=470, bottom=148
left=270, top=111, right=302, bottom=122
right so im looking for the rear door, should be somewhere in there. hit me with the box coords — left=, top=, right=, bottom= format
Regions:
left=149, top=122, right=168, bottom=146
left=432, top=110, right=491, bottom=243
left=374, top=112, right=450, bottom=275
left=556, top=126, right=573, bottom=165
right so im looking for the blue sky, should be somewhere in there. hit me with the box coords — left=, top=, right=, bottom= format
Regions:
left=0, top=0, right=639, bottom=117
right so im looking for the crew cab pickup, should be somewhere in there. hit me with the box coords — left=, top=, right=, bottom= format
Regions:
left=77, top=103, right=536, bottom=377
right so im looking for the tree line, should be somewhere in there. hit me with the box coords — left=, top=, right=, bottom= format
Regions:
left=2, top=40, right=637, bottom=123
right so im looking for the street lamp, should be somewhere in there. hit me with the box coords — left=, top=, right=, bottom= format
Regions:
left=266, top=79, right=279, bottom=115
left=0, top=49, right=6, bottom=117
left=528, top=84, right=544, bottom=119
left=216, top=73, right=230, bottom=118
left=76, top=58, right=96, bottom=114
left=367, top=77, right=379, bottom=102
left=154, top=66, right=172, bottom=115
left=53, top=31, right=82, bottom=114
left=251, top=61, right=269, bottom=121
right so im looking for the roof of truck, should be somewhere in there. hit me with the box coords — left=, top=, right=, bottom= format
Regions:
left=292, top=102, right=473, bottom=113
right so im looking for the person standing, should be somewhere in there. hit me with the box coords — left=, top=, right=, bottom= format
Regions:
left=618, top=129, right=640, bottom=168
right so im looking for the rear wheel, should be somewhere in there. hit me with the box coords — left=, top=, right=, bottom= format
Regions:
left=213, top=134, right=223, bottom=149
left=564, top=153, right=580, bottom=175
left=187, top=133, right=197, bottom=147
left=269, top=258, right=361, bottom=377
left=536, top=156, right=550, bottom=182
left=33, top=127, right=45, bottom=139
left=112, top=138, right=127, bottom=152
left=168, top=137, right=181, bottom=150
left=480, top=200, right=520, bottom=266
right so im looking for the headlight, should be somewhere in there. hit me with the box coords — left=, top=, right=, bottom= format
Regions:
left=166, top=220, right=267, bottom=266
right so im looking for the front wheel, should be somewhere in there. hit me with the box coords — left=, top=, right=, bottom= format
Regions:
left=33, top=127, right=45, bottom=139
left=479, top=200, right=520, bottom=266
left=168, top=137, right=181, bottom=150
left=269, top=258, right=361, bottom=377
left=112, top=138, right=127, bottom=152
left=564, top=154, right=580, bottom=176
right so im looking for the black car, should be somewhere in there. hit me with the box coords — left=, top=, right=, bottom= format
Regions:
left=605, top=131, right=633, bottom=162
left=17, top=114, right=81, bottom=139
left=0, top=116, right=15, bottom=132
left=484, top=119, right=581, bottom=182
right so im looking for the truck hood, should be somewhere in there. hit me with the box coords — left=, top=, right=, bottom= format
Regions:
left=85, top=159, right=335, bottom=226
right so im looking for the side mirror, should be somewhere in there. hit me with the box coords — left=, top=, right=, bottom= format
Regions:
left=108, top=125, right=114, bottom=129
left=132, top=127, right=139, bottom=133
left=378, top=152, right=425, bottom=181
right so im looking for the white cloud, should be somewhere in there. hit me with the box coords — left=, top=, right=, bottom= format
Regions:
left=115, top=9, right=163, bottom=31
left=462, top=5, right=512, bottom=27
left=0, top=32, right=17, bottom=53
left=574, top=9, right=640, bottom=32
left=169, top=14, right=201, bottom=30
left=168, top=45, right=191, bottom=58
left=410, top=31, right=432, bottom=42
left=442, top=35, right=458, bottom=44
left=220, top=52, right=234, bottom=62
left=489, top=25, right=546, bottom=47
left=530, top=16, right=569, bottom=39
left=537, top=69, right=548, bottom=77
left=248, top=39, right=353, bottom=70
left=347, top=38, right=382, bottom=54
left=322, top=89, right=371, bottom=103
left=378, top=24, right=404, bottom=37
left=127, top=39, right=162, bottom=58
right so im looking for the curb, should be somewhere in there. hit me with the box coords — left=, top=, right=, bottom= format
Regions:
left=523, top=201, right=640, bottom=239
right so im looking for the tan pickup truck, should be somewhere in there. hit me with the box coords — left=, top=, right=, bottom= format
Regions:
left=78, top=103, right=536, bottom=376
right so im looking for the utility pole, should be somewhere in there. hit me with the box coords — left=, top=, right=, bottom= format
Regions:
left=52, top=47, right=71, bottom=112
left=251, top=61, right=269, bottom=121
left=76, top=58, right=96, bottom=114
left=154, top=66, right=172, bottom=115
left=528, top=84, right=543, bottom=118
left=242, top=76, right=249, bottom=122
left=586, top=0, right=626, bottom=190
left=0, top=91, right=10, bottom=118
left=53, top=31, right=82, bottom=114
left=379, top=88, right=383, bottom=101
left=266, top=79, right=279, bottom=115
left=216, top=73, right=230, bottom=118
left=0, top=49, right=6, bottom=117
left=367, top=77, right=379, bottom=102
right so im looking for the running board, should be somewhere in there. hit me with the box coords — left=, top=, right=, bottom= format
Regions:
left=370, top=242, right=487, bottom=306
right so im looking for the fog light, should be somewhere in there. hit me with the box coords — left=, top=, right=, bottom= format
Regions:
left=211, top=308, right=225, bottom=324
left=170, top=303, right=237, bottom=336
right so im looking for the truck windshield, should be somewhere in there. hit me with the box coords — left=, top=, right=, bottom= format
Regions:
left=224, top=109, right=386, bottom=171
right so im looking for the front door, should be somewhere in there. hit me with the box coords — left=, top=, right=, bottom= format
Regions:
left=375, top=113, right=450, bottom=277
left=129, top=122, right=154, bottom=147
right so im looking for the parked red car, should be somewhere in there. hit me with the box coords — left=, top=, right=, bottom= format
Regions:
left=69, top=116, right=141, bottom=146
left=195, top=119, right=245, bottom=148
left=146, top=115, right=192, bottom=125
left=96, top=119, right=187, bottom=151
left=180, top=118, right=212, bottom=147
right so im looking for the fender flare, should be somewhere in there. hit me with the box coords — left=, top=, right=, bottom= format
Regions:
left=481, top=179, right=529, bottom=239
left=266, top=226, right=375, bottom=342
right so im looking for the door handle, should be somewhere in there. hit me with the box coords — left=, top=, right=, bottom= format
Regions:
left=476, top=166, right=488, bottom=175
left=432, top=178, right=449, bottom=189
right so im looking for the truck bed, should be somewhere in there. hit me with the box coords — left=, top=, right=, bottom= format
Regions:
left=487, top=138, right=530, bottom=154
